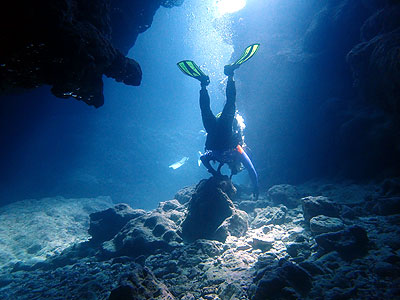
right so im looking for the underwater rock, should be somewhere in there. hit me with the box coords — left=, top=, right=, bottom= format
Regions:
left=191, top=239, right=225, bottom=257
left=101, top=211, right=182, bottom=258
left=2, top=258, right=173, bottom=299
left=347, top=4, right=400, bottom=117
left=88, top=203, right=146, bottom=244
left=278, top=261, right=313, bottom=295
left=381, top=177, right=400, bottom=196
left=374, top=261, right=400, bottom=278
left=157, top=199, right=181, bottom=212
left=0, top=195, right=112, bottom=269
left=251, top=260, right=312, bottom=300
left=303, top=0, right=373, bottom=55
left=251, top=236, right=274, bottom=252
left=174, top=185, right=196, bottom=204
left=250, top=273, right=287, bottom=300
left=348, top=28, right=400, bottom=114
left=181, top=176, right=248, bottom=243
left=0, top=0, right=183, bottom=107
left=301, top=196, right=339, bottom=224
left=304, top=181, right=379, bottom=205
left=236, top=199, right=269, bottom=213
left=155, top=199, right=187, bottom=226
left=3, top=180, right=400, bottom=299
left=267, top=184, right=300, bottom=208
left=324, top=287, right=358, bottom=300
left=286, top=242, right=311, bottom=260
left=215, top=209, right=249, bottom=241
left=309, top=215, right=344, bottom=234
left=298, top=261, right=325, bottom=276
left=315, top=225, right=369, bottom=260
left=372, top=197, right=400, bottom=216
left=251, top=205, right=288, bottom=228
left=110, top=0, right=184, bottom=54
left=340, top=205, right=357, bottom=219
left=360, top=3, right=400, bottom=41
left=108, top=266, right=175, bottom=300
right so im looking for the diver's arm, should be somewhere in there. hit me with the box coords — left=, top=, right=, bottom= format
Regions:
left=199, top=85, right=216, bottom=133
left=200, top=151, right=218, bottom=176
left=239, top=148, right=259, bottom=200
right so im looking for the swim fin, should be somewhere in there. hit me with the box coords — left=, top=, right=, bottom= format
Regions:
left=231, top=43, right=260, bottom=67
left=177, top=60, right=209, bottom=83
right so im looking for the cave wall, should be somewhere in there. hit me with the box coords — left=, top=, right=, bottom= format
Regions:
left=0, top=0, right=183, bottom=107
left=230, top=0, right=400, bottom=184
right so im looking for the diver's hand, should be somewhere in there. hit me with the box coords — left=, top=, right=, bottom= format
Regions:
left=200, top=75, right=210, bottom=87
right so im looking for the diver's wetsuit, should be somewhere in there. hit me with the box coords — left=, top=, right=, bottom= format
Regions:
left=199, top=76, right=259, bottom=199
left=200, top=77, right=236, bottom=150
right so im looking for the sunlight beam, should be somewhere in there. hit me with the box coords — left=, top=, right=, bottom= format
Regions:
left=215, top=0, right=246, bottom=15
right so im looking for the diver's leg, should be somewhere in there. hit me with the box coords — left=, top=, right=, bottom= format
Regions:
left=200, top=86, right=217, bottom=133
left=220, top=75, right=236, bottom=127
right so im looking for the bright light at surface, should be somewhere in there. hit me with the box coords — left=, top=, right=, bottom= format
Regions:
left=215, top=0, right=246, bottom=15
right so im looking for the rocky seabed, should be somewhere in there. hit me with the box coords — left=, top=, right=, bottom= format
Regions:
left=0, top=178, right=399, bottom=299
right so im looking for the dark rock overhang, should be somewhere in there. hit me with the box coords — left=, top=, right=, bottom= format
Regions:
left=0, top=0, right=183, bottom=107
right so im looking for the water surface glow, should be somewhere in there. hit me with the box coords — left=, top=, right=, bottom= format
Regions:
left=215, top=0, right=247, bottom=15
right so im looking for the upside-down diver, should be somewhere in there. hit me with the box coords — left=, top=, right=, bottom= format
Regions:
left=177, top=44, right=260, bottom=199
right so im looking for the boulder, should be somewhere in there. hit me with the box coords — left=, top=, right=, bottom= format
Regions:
left=181, top=176, right=248, bottom=243
left=309, top=215, right=344, bottom=234
left=315, top=225, right=369, bottom=260
left=101, top=211, right=182, bottom=258
left=157, top=199, right=181, bottom=212
left=155, top=199, right=186, bottom=224
left=251, top=274, right=286, bottom=300
left=215, top=209, right=249, bottom=241
left=286, top=242, right=311, bottom=260
left=251, top=261, right=312, bottom=300
left=88, top=204, right=146, bottom=244
left=301, top=196, right=339, bottom=224
left=175, top=185, right=196, bottom=204
left=267, top=184, right=300, bottom=208
left=278, top=261, right=313, bottom=296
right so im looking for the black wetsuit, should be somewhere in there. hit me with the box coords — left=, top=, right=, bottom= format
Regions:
left=199, top=77, right=259, bottom=199
left=200, top=77, right=237, bottom=151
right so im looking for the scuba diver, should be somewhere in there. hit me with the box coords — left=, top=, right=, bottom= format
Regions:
left=177, top=44, right=260, bottom=200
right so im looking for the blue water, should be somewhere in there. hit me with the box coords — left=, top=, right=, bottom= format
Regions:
left=0, top=0, right=397, bottom=210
